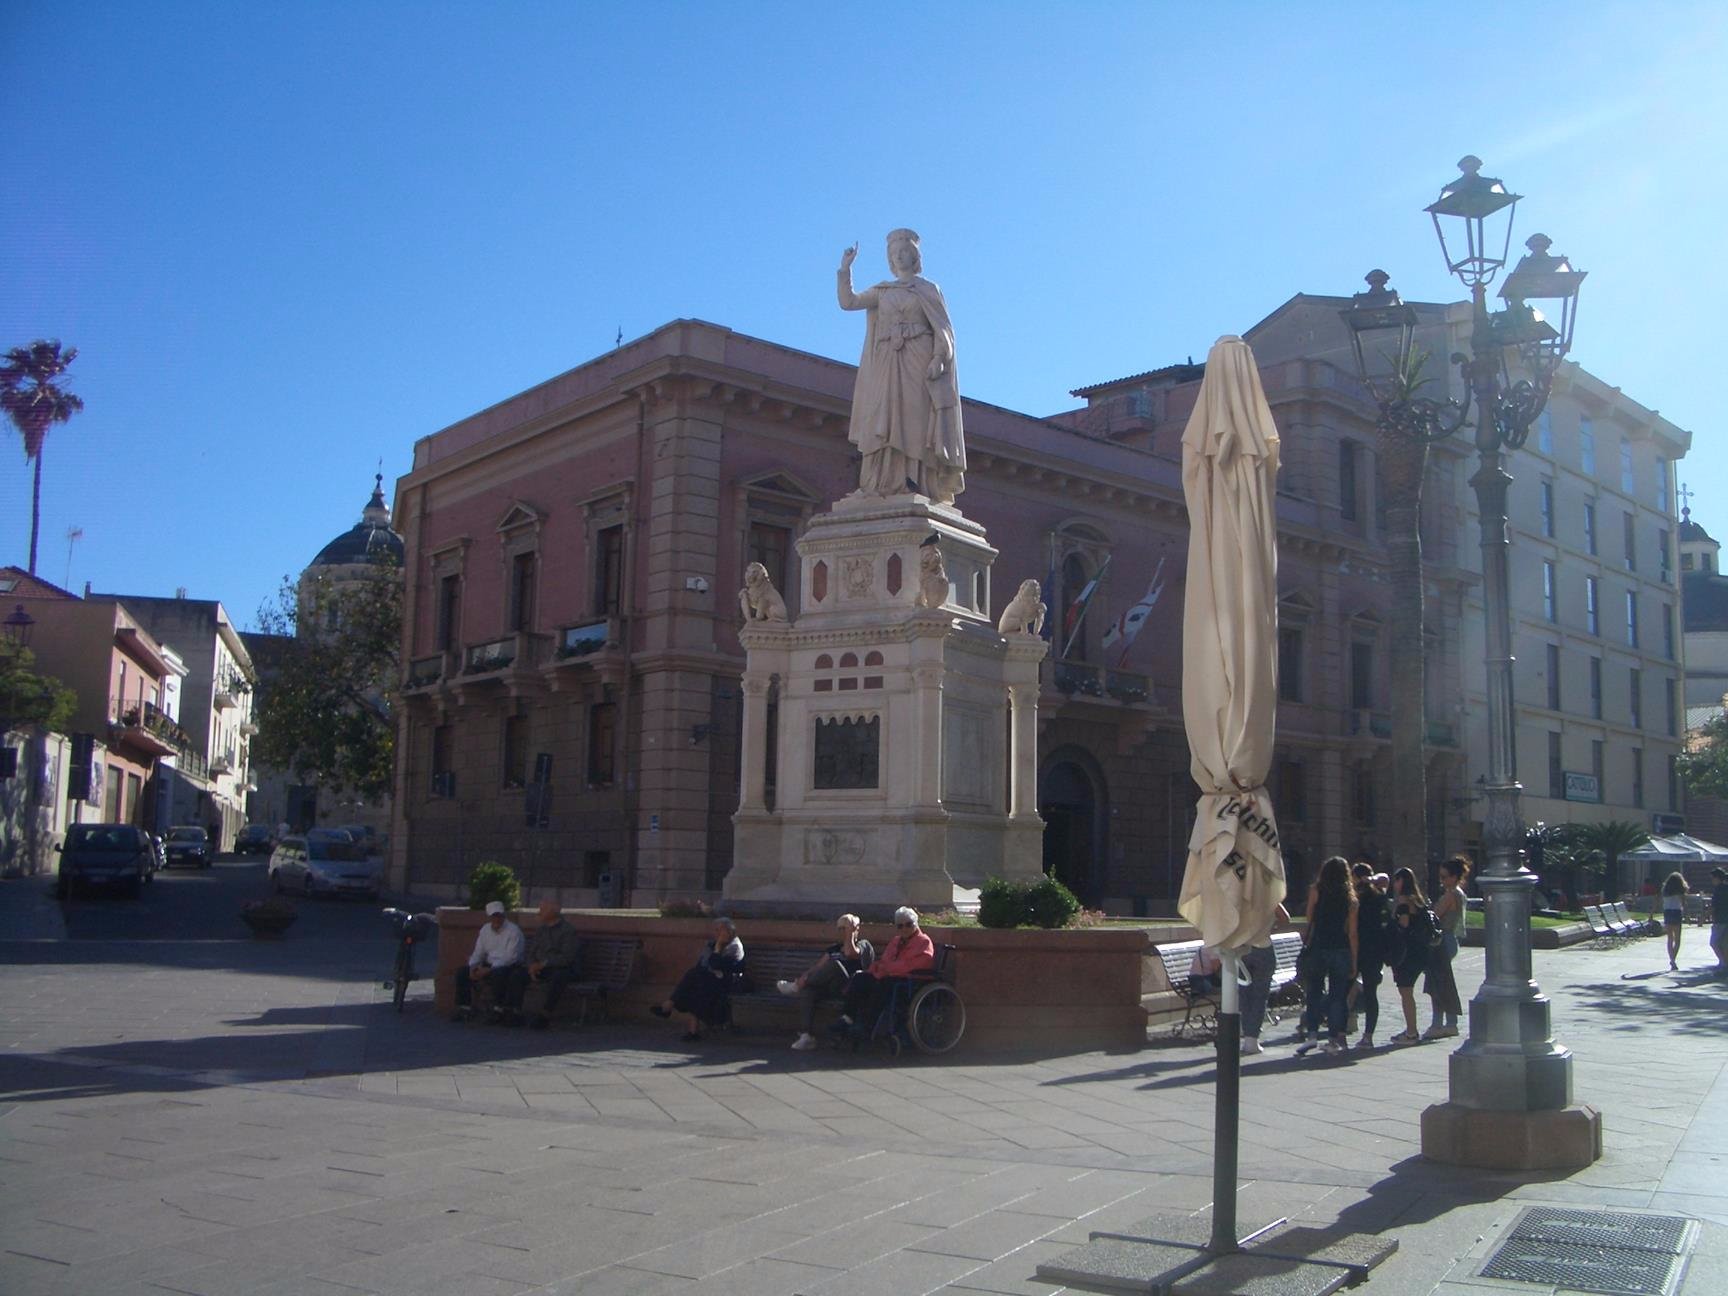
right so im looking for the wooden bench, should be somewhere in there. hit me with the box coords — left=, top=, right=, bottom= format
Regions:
left=1156, top=933, right=1304, bottom=1040
left=479, top=935, right=642, bottom=1024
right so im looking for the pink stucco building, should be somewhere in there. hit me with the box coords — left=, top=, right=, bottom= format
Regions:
left=390, top=299, right=1689, bottom=909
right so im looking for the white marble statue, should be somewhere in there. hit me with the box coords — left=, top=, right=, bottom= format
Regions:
left=997, top=579, right=1046, bottom=637
left=739, top=561, right=789, bottom=622
left=837, top=229, right=966, bottom=505
left=915, top=544, right=950, bottom=610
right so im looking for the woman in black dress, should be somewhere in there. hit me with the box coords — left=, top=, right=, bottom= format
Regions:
left=1388, top=867, right=1431, bottom=1043
left=652, top=916, right=745, bottom=1041
left=1350, top=863, right=1391, bottom=1050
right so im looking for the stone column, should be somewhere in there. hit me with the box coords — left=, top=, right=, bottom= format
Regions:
left=912, top=661, right=946, bottom=807
left=738, top=673, right=771, bottom=813
left=1009, top=682, right=1039, bottom=816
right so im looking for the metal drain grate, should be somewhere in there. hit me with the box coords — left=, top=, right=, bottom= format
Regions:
left=1481, top=1207, right=1697, bottom=1296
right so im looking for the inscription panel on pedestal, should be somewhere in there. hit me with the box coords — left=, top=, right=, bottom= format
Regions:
left=942, top=704, right=997, bottom=809
left=803, top=828, right=867, bottom=867
left=813, top=715, right=880, bottom=789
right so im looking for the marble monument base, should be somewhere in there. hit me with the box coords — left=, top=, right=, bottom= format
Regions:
left=725, top=493, right=1046, bottom=916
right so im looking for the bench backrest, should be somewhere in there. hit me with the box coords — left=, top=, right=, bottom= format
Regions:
left=740, top=944, right=826, bottom=989
left=1608, top=901, right=1641, bottom=931
left=581, top=937, right=640, bottom=989
left=1154, top=940, right=1203, bottom=990
left=1269, top=932, right=1303, bottom=983
left=1581, top=904, right=1613, bottom=934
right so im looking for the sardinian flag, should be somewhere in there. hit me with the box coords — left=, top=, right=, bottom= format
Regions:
left=1101, top=557, right=1167, bottom=666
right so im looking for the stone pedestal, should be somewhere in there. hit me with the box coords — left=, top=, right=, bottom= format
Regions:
left=726, top=493, right=1046, bottom=918
left=1421, top=1101, right=1602, bottom=1171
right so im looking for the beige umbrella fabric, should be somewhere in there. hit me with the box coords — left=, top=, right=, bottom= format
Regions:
left=1176, top=335, right=1287, bottom=951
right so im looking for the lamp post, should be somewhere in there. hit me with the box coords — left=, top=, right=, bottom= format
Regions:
left=1343, top=156, right=1600, bottom=1170
left=3, top=604, right=35, bottom=650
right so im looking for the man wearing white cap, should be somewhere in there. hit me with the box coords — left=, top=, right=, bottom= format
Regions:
left=454, top=900, right=525, bottom=1022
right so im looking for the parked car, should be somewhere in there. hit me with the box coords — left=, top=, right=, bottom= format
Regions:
left=335, top=824, right=380, bottom=856
left=269, top=833, right=382, bottom=900
left=163, top=826, right=213, bottom=869
left=56, top=823, right=156, bottom=898
left=235, top=824, right=275, bottom=856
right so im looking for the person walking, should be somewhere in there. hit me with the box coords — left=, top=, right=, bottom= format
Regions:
left=1350, top=865, right=1391, bottom=1050
left=1296, top=856, right=1359, bottom=1057
left=1422, top=855, right=1468, bottom=1040
left=1661, top=871, right=1690, bottom=971
left=1387, top=867, right=1431, bottom=1043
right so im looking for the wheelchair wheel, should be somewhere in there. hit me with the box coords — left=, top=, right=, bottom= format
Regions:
left=907, top=982, right=965, bottom=1054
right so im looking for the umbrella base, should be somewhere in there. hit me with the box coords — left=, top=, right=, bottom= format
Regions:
left=1036, top=1215, right=1397, bottom=1295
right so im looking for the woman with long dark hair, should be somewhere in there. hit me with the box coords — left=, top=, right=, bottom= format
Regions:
left=1422, top=856, right=1468, bottom=1040
left=1387, top=867, right=1430, bottom=1043
left=1662, top=871, right=1690, bottom=971
left=1296, top=856, right=1359, bottom=1057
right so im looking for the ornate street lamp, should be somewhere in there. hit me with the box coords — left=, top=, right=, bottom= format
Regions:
left=2, top=604, right=35, bottom=649
left=1345, top=156, right=1600, bottom=1170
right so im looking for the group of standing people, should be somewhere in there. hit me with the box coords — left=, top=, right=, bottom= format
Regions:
left=1237, top=853, right=1470, bottom=1057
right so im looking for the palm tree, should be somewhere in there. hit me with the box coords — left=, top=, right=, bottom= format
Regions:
left=1567, top=820, right=1650, bottom=902
left=1, top=340, right=84, bottom=576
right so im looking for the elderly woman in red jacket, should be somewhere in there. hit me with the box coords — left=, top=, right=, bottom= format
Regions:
left=835, top=906, right=935, bottom=1037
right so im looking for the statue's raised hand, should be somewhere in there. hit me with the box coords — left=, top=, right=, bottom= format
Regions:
left=839, top=243, right=858, bottom=272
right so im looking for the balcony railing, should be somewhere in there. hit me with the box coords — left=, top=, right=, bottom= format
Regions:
left=1350, top=709, right=1392, bottom=739
left=1104, top=668, right=1149, bottom=703
left=462, top=631, right=550, bottom=677
left=405, top=652, right=450, bottom=688
left=209, top=751, right=236, bottom=776
left=1053, top=660, right=1105, bottom=697
left=557, top=618, right=622, bottom=660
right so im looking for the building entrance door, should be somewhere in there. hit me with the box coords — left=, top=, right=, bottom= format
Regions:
left=1040, top=753, right=1106, bottom=905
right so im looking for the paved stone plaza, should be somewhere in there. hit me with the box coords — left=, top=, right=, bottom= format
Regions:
left=2, top=863, right=1724, bottom=1295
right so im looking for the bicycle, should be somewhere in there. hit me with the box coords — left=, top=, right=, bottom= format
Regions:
left=381, top=907, right=437, bottom=1012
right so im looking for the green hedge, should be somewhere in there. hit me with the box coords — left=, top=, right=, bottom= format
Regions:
left=977, top=875, right=1082, bottom=929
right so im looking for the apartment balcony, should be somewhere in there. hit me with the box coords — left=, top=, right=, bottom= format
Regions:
left=454, top=631, right=553, bottom=702
left=1041, top=659, right=1167, bottom=753
left=544, top=618, right=630, bottom=695
left=111, top=709, right=177, bottom=759
left=403, top=650, right=455, bottom=694
left=239, top=719, right=259, bottom=737
left=208, top=751, right=236, bottom=776
left=1349, top=709, right=1392, bottom=740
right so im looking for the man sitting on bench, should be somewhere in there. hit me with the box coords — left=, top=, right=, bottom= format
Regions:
left=836, top=906, right=934, bottom=1038
left=502, top=899, right=584, bottom=1030
left=455, top=901, right=524, bottom=1022
left=776, top=912, right=875, bottom=1051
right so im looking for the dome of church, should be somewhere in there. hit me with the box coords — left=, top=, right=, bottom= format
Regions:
left=309, top=475, right=404, bottom=569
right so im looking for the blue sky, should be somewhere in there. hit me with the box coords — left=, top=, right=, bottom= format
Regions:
left=3, top=2, right=1723, bottom=626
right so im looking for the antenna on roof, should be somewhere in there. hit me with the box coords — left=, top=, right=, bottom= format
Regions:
left=64, top=526, right=82, bottom=589
left=616, top=326, right=624, bottom=347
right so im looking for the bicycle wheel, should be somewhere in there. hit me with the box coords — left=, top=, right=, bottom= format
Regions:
left=392, top=945, right=411, bottom=1012
left=907, top=982, right=965, bottom=1054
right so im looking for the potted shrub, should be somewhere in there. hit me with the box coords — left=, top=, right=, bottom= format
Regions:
left=466, top=860, right=521, bottom=912
left=241, top=896, right=297, bottom=938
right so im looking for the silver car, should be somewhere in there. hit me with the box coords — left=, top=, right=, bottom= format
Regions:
left=268, top=833, right=381, bottom=899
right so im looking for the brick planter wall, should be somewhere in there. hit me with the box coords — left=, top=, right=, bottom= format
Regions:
left=434, top=909, right=1151, bottom=1054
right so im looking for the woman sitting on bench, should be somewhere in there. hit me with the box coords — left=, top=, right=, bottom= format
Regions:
left=835, top=907, right=934, bottom=1038
left=777, top=913, right=875, bottom=1051
left=652, top=916, right=745, bottom=1042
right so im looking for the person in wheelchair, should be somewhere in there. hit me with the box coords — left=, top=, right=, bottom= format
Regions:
left=834, top=906, right=934, bottom=1038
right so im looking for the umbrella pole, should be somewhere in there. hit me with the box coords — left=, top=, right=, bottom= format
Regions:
left=1210, top=949, right=1242, bottom=1254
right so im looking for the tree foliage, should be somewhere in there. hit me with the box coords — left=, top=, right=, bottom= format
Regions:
left=252, top=559, right=401, bottom=801
left=0, top=640, right=77, bottom=733
left=1, top=340, right=84, bottom=576
left=1676, top=710, right=1728, bottom=801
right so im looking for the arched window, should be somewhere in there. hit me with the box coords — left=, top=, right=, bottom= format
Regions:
left=1060, top=554, right=1091, bottom=661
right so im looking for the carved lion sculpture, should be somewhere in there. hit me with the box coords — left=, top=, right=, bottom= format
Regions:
left=914, top=545, right=950, bottom=610
left=997, top=578, right=1045, bottom=636
left=739, top=561, right=789, bottom=622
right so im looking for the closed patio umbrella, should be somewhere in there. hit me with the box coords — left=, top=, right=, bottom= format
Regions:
left=1176, top=334, right=1288, bottom=1254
